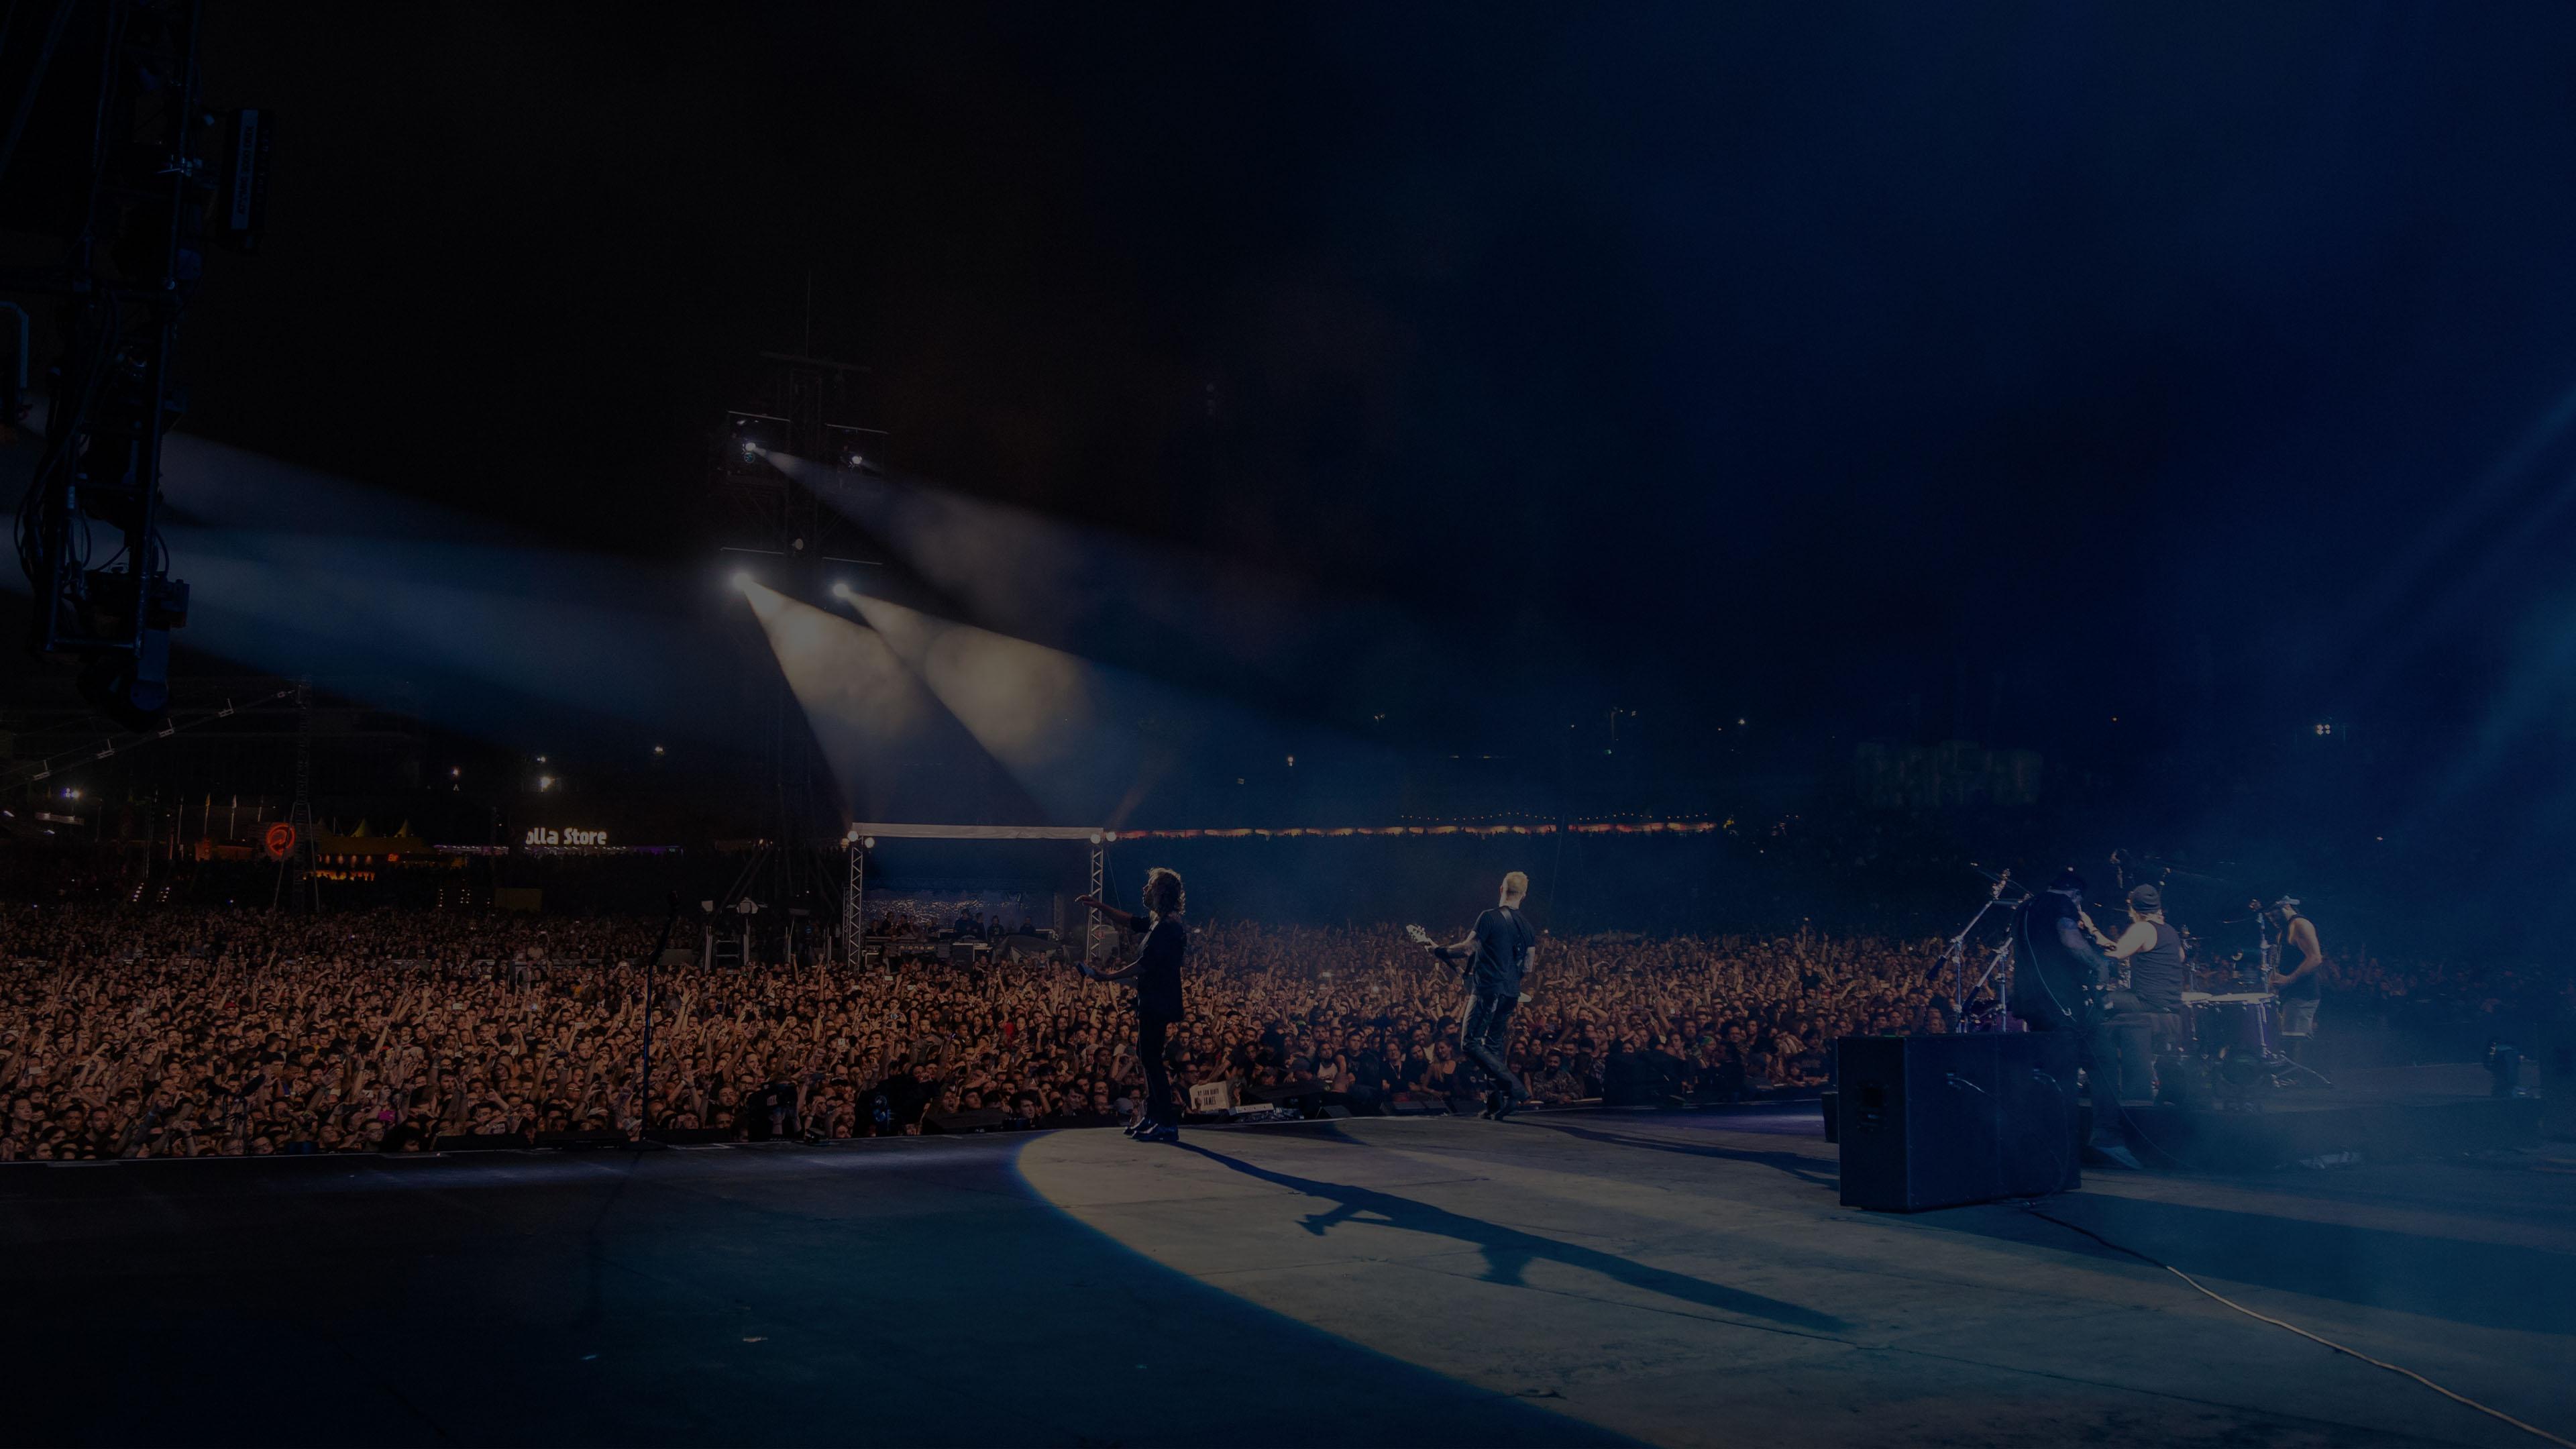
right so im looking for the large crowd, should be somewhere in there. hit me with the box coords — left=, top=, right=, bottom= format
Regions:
left=7, top=899, right=2563, bottom=1162
left=0, top=904, right=1959, bottom=1161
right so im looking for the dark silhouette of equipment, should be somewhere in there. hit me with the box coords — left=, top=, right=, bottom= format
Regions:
left=1835, top=1034, right=2080, bottom=1212
left=2, top=1, right=266, bottom=727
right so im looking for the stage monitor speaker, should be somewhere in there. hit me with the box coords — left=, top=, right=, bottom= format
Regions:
left=1836, top=1034, right=2079, bottom=1212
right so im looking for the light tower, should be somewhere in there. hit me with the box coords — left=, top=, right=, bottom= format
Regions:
left=712, top=347, right=882, bottom=964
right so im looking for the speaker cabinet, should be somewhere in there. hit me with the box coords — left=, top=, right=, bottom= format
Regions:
left=1836, top=1034, right=2079, bottom=1212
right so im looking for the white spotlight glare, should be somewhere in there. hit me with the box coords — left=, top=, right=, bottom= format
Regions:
left=731, top=570, right=753, bottom=591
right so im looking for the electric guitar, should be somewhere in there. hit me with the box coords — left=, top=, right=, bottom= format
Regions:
left=1406, top=924, right=1463, bottom=976
left=1410, top=922, right=1535, bottom=1002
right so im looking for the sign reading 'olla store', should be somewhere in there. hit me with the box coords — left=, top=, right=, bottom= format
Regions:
left=523, top=826, right=610, bottom=847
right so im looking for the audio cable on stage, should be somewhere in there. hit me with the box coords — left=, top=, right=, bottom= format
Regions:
left=2022, top=1205, right=2574, bottom=1449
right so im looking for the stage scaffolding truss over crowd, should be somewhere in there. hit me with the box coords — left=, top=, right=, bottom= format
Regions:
left=841, top=822, right=1116, bottom=962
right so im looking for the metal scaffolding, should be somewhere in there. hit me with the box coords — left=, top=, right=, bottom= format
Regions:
left=838, top=822, right=1114, bottom=962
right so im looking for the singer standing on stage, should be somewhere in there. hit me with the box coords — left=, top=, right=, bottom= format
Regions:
left=1079, top=867, right=1188, bottom=1144
left=1424, top=871, right=1538, bottom=1121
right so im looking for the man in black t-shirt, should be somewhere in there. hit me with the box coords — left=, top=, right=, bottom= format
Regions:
left=1424, top=871, right=1539, bottom=1121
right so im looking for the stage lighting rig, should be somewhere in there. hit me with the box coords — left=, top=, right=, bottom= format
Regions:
left=710, top=347, right=888, bottom=963
left=727, top=411, right=786, bottom=466
left=1, top=0, right=264, bottom=729
left=824, top=421, right=886, bottom=474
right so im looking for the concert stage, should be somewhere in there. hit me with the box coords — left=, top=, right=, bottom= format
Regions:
left=2125, top=1063, right=2546, bottom=1173
left=3, top=1104, right=2569, bottom=1448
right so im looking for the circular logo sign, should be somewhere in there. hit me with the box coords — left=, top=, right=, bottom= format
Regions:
left=263, top=822, right=298, bottom=861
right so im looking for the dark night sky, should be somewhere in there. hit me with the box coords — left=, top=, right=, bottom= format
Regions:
left=148, top=3, right=2576, bottom=828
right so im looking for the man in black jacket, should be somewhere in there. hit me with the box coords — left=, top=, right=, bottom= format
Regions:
left=1079, top=867, right=1189, bottom=1144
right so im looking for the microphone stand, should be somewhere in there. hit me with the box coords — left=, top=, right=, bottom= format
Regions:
left=637, top=892, right=682, bottom=1146
left=1931, top=867, right=2025, bottom=1030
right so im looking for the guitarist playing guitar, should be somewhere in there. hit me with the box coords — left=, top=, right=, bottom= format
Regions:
left=1411, top=871, right=1539, bottom=1121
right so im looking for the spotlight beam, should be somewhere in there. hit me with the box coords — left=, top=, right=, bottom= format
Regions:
left=738, top=579, right=1035, bottom=821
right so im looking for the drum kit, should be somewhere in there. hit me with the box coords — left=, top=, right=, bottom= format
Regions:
left=1932, top=857, right=2332, bottom=1110
left=2169, top=904, right=2332, bottom=1106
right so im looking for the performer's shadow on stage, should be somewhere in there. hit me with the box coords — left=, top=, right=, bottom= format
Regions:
left=1180, top=1145, right=1848, bottom=1334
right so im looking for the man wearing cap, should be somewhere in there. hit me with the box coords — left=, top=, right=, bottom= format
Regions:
left=2266, top=898, right=2325, bottom=1067
left=2088, top=883, right=2188, bottom=1101
left=2014, top=867, right=2142, bottom=1169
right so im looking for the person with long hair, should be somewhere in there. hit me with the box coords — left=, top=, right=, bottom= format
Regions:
left=1078, top=867, right=1189, bottom=1144
left=2014, top=868, right=2142, bottom=1170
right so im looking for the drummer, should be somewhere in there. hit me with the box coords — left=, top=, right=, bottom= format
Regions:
left=2086, top=883, right=2189, bottom=1099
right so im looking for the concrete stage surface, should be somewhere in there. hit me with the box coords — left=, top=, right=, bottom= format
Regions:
left=3, top=1107, right=2570, bottom=1448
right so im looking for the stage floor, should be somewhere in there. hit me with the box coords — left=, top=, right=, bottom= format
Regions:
left=3, top=1105, right=2570, bottom=1447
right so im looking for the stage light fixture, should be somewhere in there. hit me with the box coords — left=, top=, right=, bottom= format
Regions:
left=538, top=775, right=554, bottom=791
left=731, top=570, right=753, bottom=591
left=652, top=745, right=665, bottom=755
